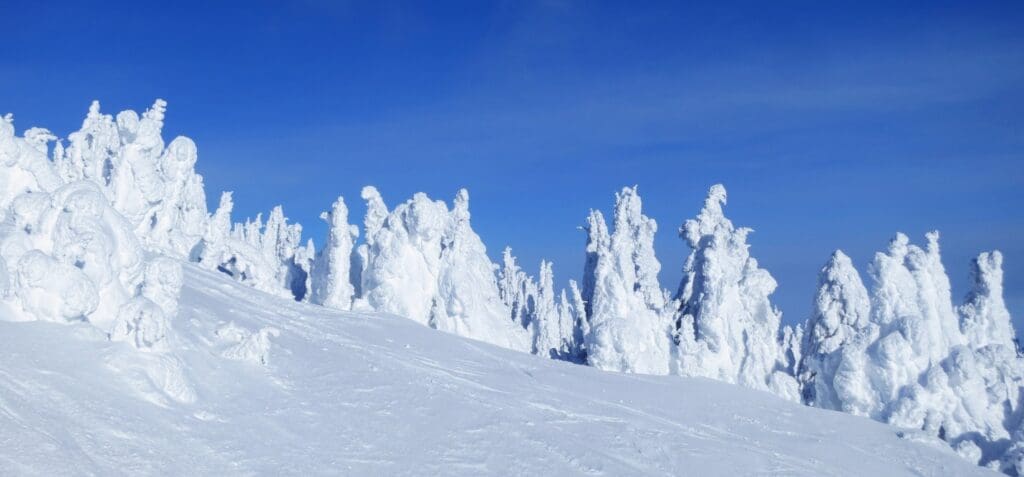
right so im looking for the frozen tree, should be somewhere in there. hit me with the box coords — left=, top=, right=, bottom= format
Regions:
left=142, top=136, right=208, bottom=256
left=531, top=260, right=564, bottom=358
left=20, top=100, right=211, bottom=258
left=799, top=233, right=1024, bottom=470
left=59, top=100, right=210, bottom=256
left=358, top=189, right=447, bottom=322
left=775, top=323, right=804, bottom=399
left=673, top=184, right=798, bottom=398
left=310, top=196, right=358, bottom=310
left=0, top=108, right=182, bottom=347
left=584, top=186, right=673, bottom=375
left=580, top=209, right=609, bottom=318
left=359, top=188, right=530, bottom=351
left=351, top=186, right=388, bottom=299
left=60, top=101, right=118, bottom=187
left=496, top=249, right=586, bottom=361
left=497, top=247, right=535, bottom=330
left=800, top=250, right=872, bottom=408
left=839, top=232, right=965, bottom=420
left=559, top=279, right=588, bottom=363
left=435, top=189, right=531, bottom=350
left=195, top=202, right=312, bottom=301
left=888, top=249, right=1022, bottom=468
left=960, top=251, right=1016, bottom=351
left=0, top=113, right=62, bottom=213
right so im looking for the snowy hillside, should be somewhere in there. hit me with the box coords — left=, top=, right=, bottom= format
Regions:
left=2, top=100, right=1021, bottom=474
left=0, top=263, right=991, bottom=476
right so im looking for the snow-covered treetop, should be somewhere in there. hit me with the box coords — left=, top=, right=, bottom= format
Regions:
left=868, top=231, right=963, bottom=363
left=960, top=250, right=1014, bottom=350
left=682, top=183, right=730, bottom=247
left=361, top=185, right=388, bottom=245
left=805, top=250, right=872, bottom=357
left=612, top=186, right=665, bottom=310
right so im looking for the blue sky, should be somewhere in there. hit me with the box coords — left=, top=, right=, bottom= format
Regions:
left=2, top=1, right=1022, bottom=326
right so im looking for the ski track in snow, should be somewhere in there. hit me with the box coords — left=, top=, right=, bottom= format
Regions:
left=0, top=263, right=990, bottom=476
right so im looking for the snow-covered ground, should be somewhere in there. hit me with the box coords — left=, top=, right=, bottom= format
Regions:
left=0, top=263, right=990, bottom=476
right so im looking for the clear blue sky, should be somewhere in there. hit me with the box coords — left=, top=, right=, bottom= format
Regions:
left=2, top=1, right=1022, bottom=327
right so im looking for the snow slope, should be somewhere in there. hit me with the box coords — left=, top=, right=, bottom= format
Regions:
left=0, top=263, right=990, bottom=476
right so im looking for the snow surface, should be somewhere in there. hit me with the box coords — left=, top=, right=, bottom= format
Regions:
left=0, top=262, right=992, bottom=476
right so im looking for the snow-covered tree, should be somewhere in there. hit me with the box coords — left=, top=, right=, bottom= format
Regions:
left=310, top=196, right=358, bottom=310
left=799, top=250, right=872, bottom=408
left=531, top=260, right=564, bottom=358
left=496, top=248, right=586, bottom=361
left=559, top=279, right=588, bottom=363
left=885, top=248, right=1022, bottom=468
left=580, top=209, right=609, bottom=318
left=799, top=233, right=1023, bottom=470
left=195, top=202, right=312, bottom=301
left=497, top=247, right=535, bottom=330
left=144, top=136, right=208, bottom=255
left=584, top=186, right=673, bottom=375
left=0, top=109, right=182, bottom=350
left=358, top=187, right=530, bottom=351
left=673, top=184, right=798, bottom=398
left=56, top=100, right=209, bottom=256
left=960, top=251, right=1016, bottom=351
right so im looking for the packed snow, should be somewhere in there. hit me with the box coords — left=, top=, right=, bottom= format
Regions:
left=0, top=100, right=1020, bottom=474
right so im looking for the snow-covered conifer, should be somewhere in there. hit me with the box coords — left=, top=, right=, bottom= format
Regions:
left=673, top=184, right=797, bottom=396
left=560, top=279, right=588, bottom=363
left=497, top=247, right=535, bottom=330
left=310, top=196, right=358, bottom=310
left=195, top=202, right=311, bottom=301
left=531, top=260, right=564, bottom=358
left=960, top=251, right=1015, bottom=351
left=584, top=186, right=673, bottom=374
left=359, top=188, right=530, bottom=351
left=800, top=250, right=872, bottom=408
